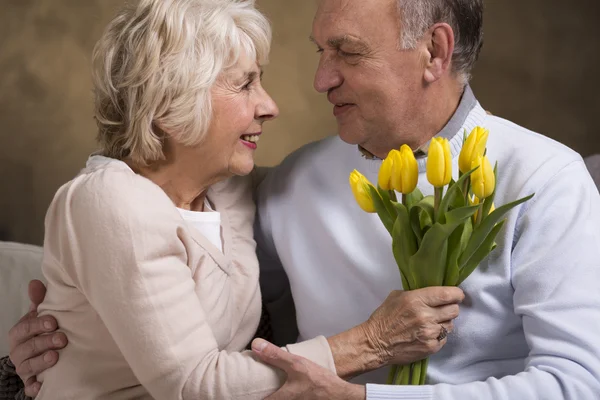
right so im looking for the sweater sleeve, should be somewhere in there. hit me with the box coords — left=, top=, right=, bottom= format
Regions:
left=0, top=356, right=29, bottom=400
left=44, top=170, right=334, bottom=400
left=366, top=160, right=600, bottom=399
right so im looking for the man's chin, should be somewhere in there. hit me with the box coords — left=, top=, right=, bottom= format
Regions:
left=337, top=127, right=365, bottom=146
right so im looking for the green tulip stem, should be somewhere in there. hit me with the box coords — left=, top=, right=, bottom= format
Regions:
left=411, top=361, right=422, bottom=385
left=387, top=365, right=398, bottom=384
left=420, top=358, right=429, bottom=385
left=475, top=203, right=483, bottom=227
left=462, top=177, right=470, bottom=204
left=402, top=194, right=408, bottom=207
left=434, top=187, right=443, bottom=222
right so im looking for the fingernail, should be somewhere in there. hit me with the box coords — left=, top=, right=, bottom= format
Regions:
left=44, top=352, right=54, bottom=363
left=52, top=335, right=63, bottom=346
left=44, top=321, right=53, bottom=330
left=252, top=339, right=267, bottom=352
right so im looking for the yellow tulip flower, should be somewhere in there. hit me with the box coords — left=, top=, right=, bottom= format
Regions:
left=349, top=170, right=376, bottom=213
left=426, top=138, right=452, bottom=187
left=470, top=155, right=495, bottom=199
left=459, top=127, right=489, bottom=174
left=378, top=150, right=397, bottom=191
left=391, top=145, right=418, bottom=194
left=470, top=195, right=495, bottom=221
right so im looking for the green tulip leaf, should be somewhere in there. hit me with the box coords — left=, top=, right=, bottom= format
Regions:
left=444, top=205, right=479, bottom=226
left=408, top=209, right=470, bottom=288
left=409, top=205, right=476, bottom=288
left=458, top=193, right=534, bottom=270
left=392, top=202, right=418, bottom=290
left=405, top=188, right=424, bottom=210
left=409, top=196, right=435, bottom=245
left=408, top=223, right=449, bottom=287
left=457, top=219, right=506, bottom=285
left=444, top=217, right=473, bottom=286
left=369, top=185, right=395, bottom=234
left=378, top=185, right=399, bottom=221
left=439, top=166, right=478, bottom=223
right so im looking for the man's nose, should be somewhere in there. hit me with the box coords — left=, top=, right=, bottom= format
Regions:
left=313, top=55, right=343, bottom=93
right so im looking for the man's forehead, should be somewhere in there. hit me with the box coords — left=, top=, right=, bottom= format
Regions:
left=312, top=0, right=397, bottom=39
left=315, top=0, right=395, bottom=18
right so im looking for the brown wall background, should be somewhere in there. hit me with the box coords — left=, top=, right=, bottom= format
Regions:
left=1, top=0, right=599, bottom=245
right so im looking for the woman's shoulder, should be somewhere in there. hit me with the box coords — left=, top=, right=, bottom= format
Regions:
left=48, top=156, right=177, bottom=226
left=209, top=174, right=256, bottom=234
left=209, top=174, right=255, bottom=210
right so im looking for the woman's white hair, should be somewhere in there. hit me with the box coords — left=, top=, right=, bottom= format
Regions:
left=92, top=0, right=271, bottom=165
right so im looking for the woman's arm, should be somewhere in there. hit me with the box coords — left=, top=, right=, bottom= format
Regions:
left=41, top=170, right=335, bottom=400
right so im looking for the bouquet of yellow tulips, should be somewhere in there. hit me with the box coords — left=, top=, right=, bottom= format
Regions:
left=349, top=127, right=534, bottom=386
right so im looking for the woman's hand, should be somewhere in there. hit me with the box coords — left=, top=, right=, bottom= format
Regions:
left=7, top=280, right=68, bottom=397
left=252, top=339, right=366, bottom=400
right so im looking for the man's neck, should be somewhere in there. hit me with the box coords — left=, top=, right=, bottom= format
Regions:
left=364, top=82, right=465, bottom=159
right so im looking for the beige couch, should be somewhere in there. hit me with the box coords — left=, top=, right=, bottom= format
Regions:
left=0, top=242, right=44, bottom=356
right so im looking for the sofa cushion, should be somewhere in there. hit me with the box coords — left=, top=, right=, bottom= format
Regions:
left=0, top=242, right=44, bottom=356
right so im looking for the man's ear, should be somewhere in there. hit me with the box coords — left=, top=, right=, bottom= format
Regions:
left=423, top=23, right=455, bottom=83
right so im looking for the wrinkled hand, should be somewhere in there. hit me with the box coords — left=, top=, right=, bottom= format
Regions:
left=8, top=280, right=67, bottom=397
left=363, top=287, right=464, bottom=366
left=251, top=339, right=365, bottom=400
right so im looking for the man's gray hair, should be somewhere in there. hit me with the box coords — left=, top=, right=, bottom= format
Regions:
left=397, top=0, right=484, bottom=84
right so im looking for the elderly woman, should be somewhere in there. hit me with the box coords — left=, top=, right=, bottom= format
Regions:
left=1, top=0, right=464, bottom=399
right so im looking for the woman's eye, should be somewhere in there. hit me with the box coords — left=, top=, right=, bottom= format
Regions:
left=316, top=48, right=324, bottom=54
left=242, top=81, right=252, bottom=90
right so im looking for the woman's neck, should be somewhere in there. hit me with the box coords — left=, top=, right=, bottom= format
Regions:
left=126, top=152, right=229, bottom=212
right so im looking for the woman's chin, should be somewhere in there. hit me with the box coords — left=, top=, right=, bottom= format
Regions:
left=229, top=156, right=256, bottom=176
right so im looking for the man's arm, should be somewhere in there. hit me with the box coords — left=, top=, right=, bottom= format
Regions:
left=254, top=169, right=464, bottom=380
left=364, top=161, right=600, bottom=399
left=257, top=160, right=600, bottom=400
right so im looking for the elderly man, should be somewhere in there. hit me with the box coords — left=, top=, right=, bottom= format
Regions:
left=5, top=0, right=600, bottom=399
left=248, top=0, right=600, bottom=399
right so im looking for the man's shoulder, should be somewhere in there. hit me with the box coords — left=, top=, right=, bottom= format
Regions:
left=484, top=113, right=588, bottom=195
left=485, top=114, right=582, bottom=171
left=486, top=114, right=580, bottom=162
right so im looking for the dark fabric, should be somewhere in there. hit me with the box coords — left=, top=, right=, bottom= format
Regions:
left=0, top=356, right=28, bottom=400
left=246, top=303, right=274, bottom=349
left=584, top=154, right=600, bottom=190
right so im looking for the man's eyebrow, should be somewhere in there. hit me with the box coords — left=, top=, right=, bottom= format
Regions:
left=309, top=35, right=368, bottom=50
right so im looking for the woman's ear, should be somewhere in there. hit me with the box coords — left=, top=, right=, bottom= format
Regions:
left=423, top=23, right=455, bottom=83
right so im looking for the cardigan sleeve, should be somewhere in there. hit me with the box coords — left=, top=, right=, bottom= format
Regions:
left=42, top=168, right=334, bottom=400
left=366, top=160, right=600, bottom=399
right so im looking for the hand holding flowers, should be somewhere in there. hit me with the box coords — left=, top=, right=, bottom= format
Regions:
left=348, top=127, right=534, bottom=385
